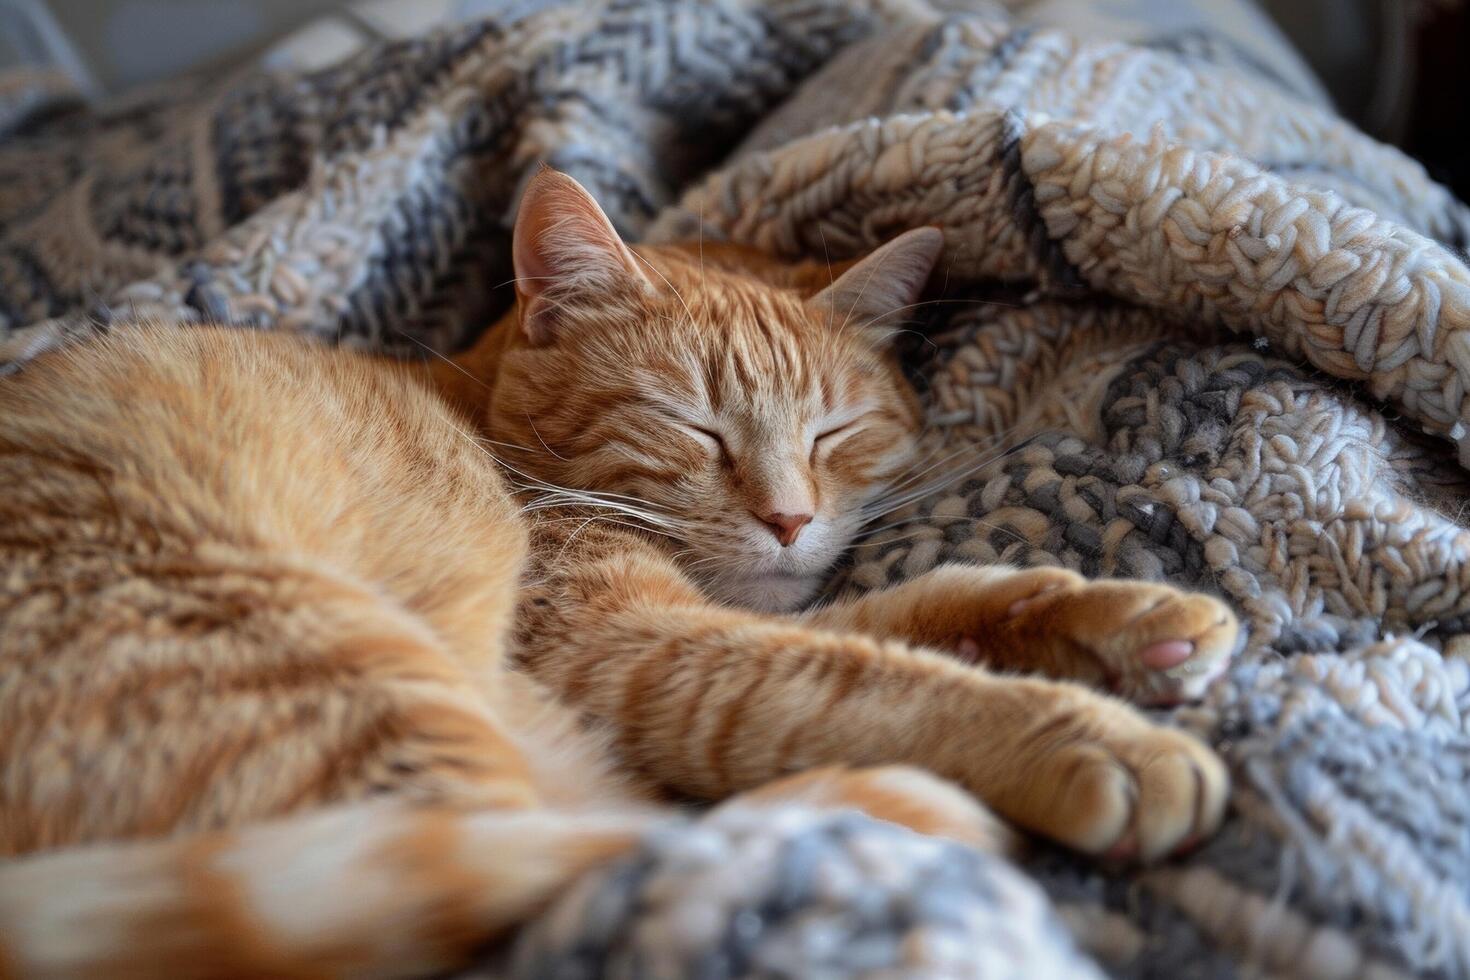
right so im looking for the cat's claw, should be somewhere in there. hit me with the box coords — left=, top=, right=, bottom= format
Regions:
left=1004, top=579, right=1071, bottom=619
left=983, top=568, right=1088, bottom=617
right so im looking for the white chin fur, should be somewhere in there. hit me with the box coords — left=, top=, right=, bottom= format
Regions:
left=706, top=572, right=823, bottom=613
left=681, top=519, right=855, bottom=612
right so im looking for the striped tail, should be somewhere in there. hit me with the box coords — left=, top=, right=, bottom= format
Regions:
left=0, top=800, right=652, bottom=980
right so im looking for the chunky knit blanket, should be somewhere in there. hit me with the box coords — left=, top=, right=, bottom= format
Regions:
left=4, top=1, right=1470, bottom=976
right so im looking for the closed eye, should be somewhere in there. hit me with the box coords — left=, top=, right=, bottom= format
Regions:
left=682, top=423, right=729, bottom=458
left=811, top=420, right=862, bottom=459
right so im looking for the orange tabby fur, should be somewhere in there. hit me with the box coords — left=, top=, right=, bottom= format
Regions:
left=0, top=170, right=1237, bottom=978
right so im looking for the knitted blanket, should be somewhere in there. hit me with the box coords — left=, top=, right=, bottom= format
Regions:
left=3, top=1, right=1470, bottom=976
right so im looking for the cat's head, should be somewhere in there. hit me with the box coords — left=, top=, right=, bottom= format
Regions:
left=484, top=169, right=940, bottom=611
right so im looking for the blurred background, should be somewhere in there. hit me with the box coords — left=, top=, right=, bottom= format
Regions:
left=2, top=0, right=1467, bottom=195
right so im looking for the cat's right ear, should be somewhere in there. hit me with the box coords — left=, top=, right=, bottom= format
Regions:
left=807, top=227, right=943, bottom=344
left=512, top=168, right=652, bottom=345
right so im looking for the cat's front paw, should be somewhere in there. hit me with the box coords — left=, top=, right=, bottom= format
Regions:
left=996, top=574, right=1239, bottom=706
left=1009, top=705, right=1229, bottom=862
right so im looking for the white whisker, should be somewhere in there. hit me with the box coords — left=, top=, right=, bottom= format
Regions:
left=861, top=442, right=1031, bottom=517
left=634, top=252, right=699, bottom=334
left=391, top=327, right=489, bottom=390
left=524, top=413, right=569, bottom=461
left=444, top=422, right=683, bottom=534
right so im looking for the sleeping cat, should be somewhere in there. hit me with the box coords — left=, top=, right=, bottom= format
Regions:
left=0, top=168, right=1238, bottom=978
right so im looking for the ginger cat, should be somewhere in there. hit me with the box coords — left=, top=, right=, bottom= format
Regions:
left=0, top=169, right=1238, bottom=978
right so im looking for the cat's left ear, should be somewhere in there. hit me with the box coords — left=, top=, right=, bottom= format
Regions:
left=808, top=227, right=944, bottom=343
left=512, top=167, right=652, bottom=345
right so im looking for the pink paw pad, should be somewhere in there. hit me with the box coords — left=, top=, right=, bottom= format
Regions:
left=1102, top=830, right=1138, bottom=863
left=1173, top=834, right=1203, bottom=856
left=1138, top=640, right=1194, bottom=670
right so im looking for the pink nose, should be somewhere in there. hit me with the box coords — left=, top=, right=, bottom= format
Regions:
left=755, top=511, right=813, bottom=547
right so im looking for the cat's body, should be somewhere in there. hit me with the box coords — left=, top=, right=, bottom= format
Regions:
left=0, top=171, right=1238, bottom=978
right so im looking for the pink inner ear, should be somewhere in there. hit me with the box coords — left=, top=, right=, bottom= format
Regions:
left=513, top=173, right=644, bottom=296
left=511, top=214, right=557, bottom=293
left=510, top=170, right=651, bottom=344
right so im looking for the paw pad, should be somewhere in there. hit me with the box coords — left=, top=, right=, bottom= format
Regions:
left=1137, top=640, right=1194, bottom=670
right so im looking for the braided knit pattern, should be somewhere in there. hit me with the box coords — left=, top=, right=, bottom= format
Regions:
left=3, top=0, right=1470, bottom=976
left=487, top=804, right=1103, bottom=979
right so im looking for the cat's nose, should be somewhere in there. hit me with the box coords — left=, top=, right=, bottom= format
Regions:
left=755, top=510, right=813, bottom=547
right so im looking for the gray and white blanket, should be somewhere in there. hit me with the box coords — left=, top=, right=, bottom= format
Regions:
left=3, top=1, right=1468, bottom=976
